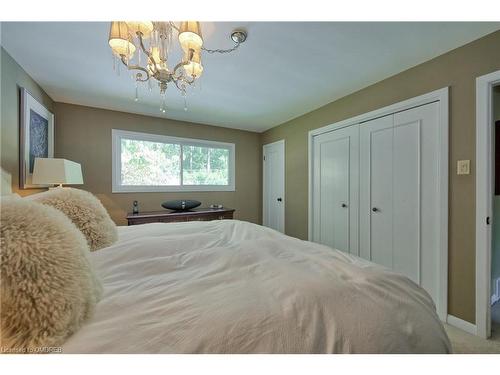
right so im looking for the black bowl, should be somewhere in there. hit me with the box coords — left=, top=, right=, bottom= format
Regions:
left=161, top=200, right=201, bottom=211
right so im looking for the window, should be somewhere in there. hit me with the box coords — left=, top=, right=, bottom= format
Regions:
left=112, top=129, right=235, bottom=192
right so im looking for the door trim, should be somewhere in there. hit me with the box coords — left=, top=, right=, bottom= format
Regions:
left=263, top=139, right=285, bottom=232
left=308, top=87, right=449, bottom=321
left=475, top=70, right=500, bottom=339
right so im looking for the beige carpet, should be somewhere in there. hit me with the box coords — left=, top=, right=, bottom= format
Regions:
left=445, top=323, right=500, bottom=353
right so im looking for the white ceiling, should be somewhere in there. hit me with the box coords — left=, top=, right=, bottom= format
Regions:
left=2, top=22, right=499, bottom=132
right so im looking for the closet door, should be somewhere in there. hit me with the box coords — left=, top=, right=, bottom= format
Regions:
left=359, top=115, right=394, bottom=266
left=312, top=125, right=359, bottom=255
left=359, top=102, right=440, bottom=289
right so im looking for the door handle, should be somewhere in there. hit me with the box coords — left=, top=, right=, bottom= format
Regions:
left=341, top=203, right=348, bottom=208
left=277, top=198, right=282, bottom=202
left=372, top=207, right=379, bottom=212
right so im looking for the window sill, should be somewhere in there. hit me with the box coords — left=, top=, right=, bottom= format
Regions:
left=112, top=185, right=236, bottom=193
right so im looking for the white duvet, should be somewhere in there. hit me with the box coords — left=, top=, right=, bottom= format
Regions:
left=63, top=220, right=451, bottom=353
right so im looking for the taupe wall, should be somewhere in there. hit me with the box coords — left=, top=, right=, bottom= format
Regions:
left=0, top=48, right=54, bottom=195
left=261, top=30, right=500, bottom=323
left=54, top=103, right=262, bottom=226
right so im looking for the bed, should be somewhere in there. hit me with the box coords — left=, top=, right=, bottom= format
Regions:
left=62, top=220, right=451, bottom=353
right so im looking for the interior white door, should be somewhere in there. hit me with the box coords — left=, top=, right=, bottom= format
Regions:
left=263, top=140, right=285, bottom=233
left=312, top=125, right=359, bottom=255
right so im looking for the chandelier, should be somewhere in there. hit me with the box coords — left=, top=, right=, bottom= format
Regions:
left=108, top=21, right=247, bottom=112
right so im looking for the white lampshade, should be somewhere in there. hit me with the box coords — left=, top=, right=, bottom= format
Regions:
left=32, top=158, right=83, bottom=186
left=109, top=21, right=136, bottom=58
left=126, top=21, right=154, bottom=38
left=178, top=21, right=203, bottom=52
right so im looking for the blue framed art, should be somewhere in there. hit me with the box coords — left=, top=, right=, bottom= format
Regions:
left=19, top=88, right=54, bottom=189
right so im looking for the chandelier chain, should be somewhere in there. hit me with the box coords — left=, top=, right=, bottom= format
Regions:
left=202, top=42, right=242, bottom=54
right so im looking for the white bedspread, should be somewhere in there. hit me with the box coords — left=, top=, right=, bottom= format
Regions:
left=62, top=220, right=451, bottom=353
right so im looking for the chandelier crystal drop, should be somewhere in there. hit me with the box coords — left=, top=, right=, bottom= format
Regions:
left=108, top=21, right=247, bottom=113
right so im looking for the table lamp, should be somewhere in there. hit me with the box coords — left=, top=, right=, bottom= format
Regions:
left=32, top=158, right=83, bottom=187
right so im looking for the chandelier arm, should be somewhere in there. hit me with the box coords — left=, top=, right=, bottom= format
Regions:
left=119, top=54, right=129, bottom=68
left=173, top=75, right=195, bottom=92
left=136, top=32, right=151, bottom=57
left=169, top=21, right=179, bottom=32
left=172, top=60, right=189, bottom=78
left=176, top=75, right=195, bottom=88
left=133, top=70, right=150, bottom=82
left=173, top=79, right=184, bottom=91
left=136, top=32, right=160, bottom=74
left=184, top=75, right=195, bottom=85
left=120, top=55, right=151, bottom=82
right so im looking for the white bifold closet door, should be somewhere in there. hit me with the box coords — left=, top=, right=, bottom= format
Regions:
left=359, top=102, right=440, bottom=294
left=312, top=101, right=441, bottom=310
left=312, top=125, right=359, bottom=255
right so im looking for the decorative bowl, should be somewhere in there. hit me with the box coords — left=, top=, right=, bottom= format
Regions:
left=161, top=200, right=201, bottom=211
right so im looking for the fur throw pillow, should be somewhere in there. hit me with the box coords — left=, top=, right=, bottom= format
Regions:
left=0, top=198, right=102, bottom=351
left=29, top=188, right=117, bottom=251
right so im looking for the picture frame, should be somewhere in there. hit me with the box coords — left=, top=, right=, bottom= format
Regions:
left=19, top=87, right=54, bottom=189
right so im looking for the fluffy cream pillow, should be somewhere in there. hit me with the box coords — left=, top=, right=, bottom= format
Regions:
left=29, top=188, right=117, bottom=251
left=0, top=198, right=102, bottom=351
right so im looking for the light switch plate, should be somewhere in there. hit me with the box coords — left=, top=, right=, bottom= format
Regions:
left=457, top=160, right=470, bottom=175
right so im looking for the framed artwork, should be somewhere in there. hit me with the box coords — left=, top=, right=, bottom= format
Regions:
left=19, top=87, right=54, bottom=189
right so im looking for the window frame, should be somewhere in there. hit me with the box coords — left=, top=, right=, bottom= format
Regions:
left=112, top=129, right=236, bottom=193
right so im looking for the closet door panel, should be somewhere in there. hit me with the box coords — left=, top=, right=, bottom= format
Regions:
left=312, top=126, right=359, bottom=254
left=318, top=136, right=349, bottom=250
left=393, top=121, right=421, bottom=284
left=369, top=127, right=394, bottom=268
left=360, top=115, right=393, bottom=263
left=395, top=102, right=440, bottom=300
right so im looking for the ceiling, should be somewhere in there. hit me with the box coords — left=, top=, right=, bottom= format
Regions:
left=2, top=22, right=499, bottom=132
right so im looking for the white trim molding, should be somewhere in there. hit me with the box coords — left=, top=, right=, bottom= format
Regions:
left=447, top=314, right=477, bottom=336
left=112, top=129, right=236, bottom=193
left=475, top=70, right=500, bottom=339
left=308, top=87, right=449, bottom=321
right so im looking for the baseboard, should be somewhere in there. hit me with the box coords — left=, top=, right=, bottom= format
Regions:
left=492, top=277, right=500, bottom=305
left=447, top=314, right=477, bottom=335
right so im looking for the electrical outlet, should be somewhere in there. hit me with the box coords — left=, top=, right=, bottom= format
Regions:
left=457, top=160, right=470, bottom=175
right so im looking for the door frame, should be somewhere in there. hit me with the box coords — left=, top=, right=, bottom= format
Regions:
left=475, top=70, right=500, bottom=339
left=308, top=87, right=449, bottom=320
left=263, top=139, right=285, bottom=233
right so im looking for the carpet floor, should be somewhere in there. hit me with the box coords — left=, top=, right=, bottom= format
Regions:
left=444, top=321, right=500, bottom=353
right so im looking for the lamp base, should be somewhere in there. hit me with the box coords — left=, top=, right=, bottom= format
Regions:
left=48, top=184, right=64, bottom=190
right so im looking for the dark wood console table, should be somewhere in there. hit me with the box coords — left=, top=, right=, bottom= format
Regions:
left=126, top=207, right=235, bottom=226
